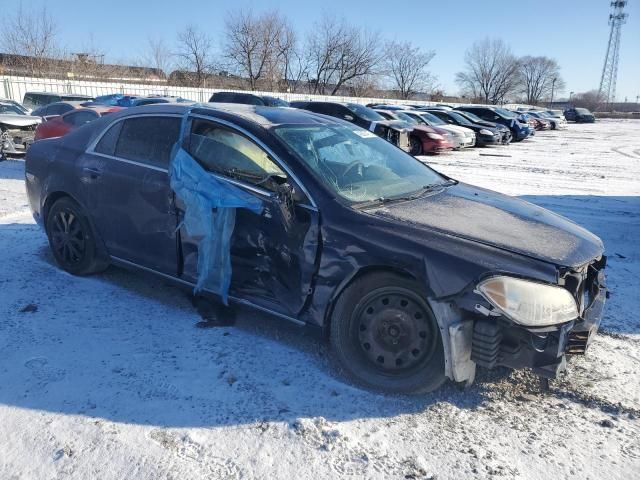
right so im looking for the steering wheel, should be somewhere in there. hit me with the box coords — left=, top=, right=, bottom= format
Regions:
left=342, top=161, right=365, bottom=179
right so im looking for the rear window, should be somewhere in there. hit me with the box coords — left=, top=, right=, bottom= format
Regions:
left=114, top=116, right=181, bottom=168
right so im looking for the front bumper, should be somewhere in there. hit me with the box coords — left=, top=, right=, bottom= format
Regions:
left=455, top=257, right=607, bottom=380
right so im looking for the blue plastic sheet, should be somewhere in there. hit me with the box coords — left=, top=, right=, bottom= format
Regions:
left=169, top=112, right=263, bottom=303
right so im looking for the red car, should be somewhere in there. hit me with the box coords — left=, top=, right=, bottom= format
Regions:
left=34, top=106, right=121, bottom=141
left=374, top=109, right=454, bottom=155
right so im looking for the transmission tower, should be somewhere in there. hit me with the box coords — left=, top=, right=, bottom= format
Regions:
left=598, top=1, right=628, bottom=105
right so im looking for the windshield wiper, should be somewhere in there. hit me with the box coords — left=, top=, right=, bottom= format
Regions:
left=353, top=180, right=456, bottom=209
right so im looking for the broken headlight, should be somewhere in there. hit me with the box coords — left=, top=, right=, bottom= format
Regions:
left=477, top=276, right=578, bottom=327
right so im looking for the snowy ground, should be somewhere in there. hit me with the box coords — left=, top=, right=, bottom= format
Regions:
left=0, top=120, right=639, bottom=480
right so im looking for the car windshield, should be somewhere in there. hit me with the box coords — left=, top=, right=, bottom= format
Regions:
left=273, top=124, right=446, bottom=204
left=495, top=107, right=516, bottom=118
left=576, top=108, right=591, bottom=114
left=417, top=112, right=445, bottom=125
left=0, top=104, right=26, bottom=115
left=393, top=112, right=418, bottom=124
left=458, top=111, right=483, bottom=123
left=448, top=112, right=473, bottom=125
left=346, top=103, right=385, bottom=122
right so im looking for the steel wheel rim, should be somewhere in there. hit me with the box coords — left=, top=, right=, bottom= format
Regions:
left=353, top=289, right=437, bottom=375
left=50, top=209, right=86, bottom=265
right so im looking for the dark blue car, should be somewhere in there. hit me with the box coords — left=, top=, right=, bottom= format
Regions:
left=456, top=106, right=532, bottom=141
left=25, top=104, right=606, bottom=393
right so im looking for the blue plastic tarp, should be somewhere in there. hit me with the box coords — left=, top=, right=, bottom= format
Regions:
left=169, top=113, right=263, bottom=303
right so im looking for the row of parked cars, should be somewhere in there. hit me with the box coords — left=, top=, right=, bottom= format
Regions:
left=24, top=93, right=608, bottom=394
left=2, top=89, right=581, bottom=161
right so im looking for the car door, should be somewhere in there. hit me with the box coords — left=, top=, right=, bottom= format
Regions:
left=81, top=114, right=182, bottom=275
left=178, top=117, right=320, bottom=316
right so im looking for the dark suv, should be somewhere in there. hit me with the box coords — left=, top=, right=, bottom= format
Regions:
left=25, top=104, right=607, bottom=394
left=209, top=91, right=290, bottom=107
left=23, top=92, right=94, bottom=111
left=291, top=101, right=411, bottom=152
left=563, top=108, right=595, bottom=123
left=455, top=106, right=532, bottom=141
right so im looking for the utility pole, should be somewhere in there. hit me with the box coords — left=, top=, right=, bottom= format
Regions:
left=598, top=1, right=628, bottom=107
left=549, top=77, right=557, bottom=107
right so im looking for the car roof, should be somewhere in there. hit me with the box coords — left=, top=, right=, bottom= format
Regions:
left=26, top=91, right=92, bottom=98
left=108, top=102, right=347, bottom=127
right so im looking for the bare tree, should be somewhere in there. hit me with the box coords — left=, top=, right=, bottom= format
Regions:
left=175, top=25, right=213, bottom=87
left=305, top=15, right=380, bottom=95
left=276, top=19, right=308, bottom=92
left=1, top=3, right=59, bottom=76
left=224, top=9, right=287, bottom=90
left=144, top=37, right=173, bottom=78
left=455, top=38, right=520, bottom=104
left=518, top=56, right=564, bottom=105
left=571, top=90, right=602, bottom=111
left=383, top=40, right=435, bottom=99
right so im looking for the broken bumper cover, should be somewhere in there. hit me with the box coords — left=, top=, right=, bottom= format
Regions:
left=470, top=267, right=607, bottom=378
left=445, top=258, right=607, bottom=382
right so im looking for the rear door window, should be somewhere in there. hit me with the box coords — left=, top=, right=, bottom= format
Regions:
left=64, top=110, right=99, bottom=126
left=114, top=116, right=181, bottom=168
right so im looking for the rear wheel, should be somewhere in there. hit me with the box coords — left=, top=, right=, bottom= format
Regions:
left=46, top=197, right=107, bottom=275
left=330, top=273, right=446, bottom=394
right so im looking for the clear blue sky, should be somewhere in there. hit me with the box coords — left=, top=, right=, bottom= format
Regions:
left=6, top=0, right=640, bottom=100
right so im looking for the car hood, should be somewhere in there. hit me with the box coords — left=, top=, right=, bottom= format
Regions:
left=0, top=114, right=42, bottom=127
left=368, top=182, right=604, bottom=267
left=440, top=125, right=474, bottom=137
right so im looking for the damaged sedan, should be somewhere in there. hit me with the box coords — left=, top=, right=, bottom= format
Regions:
left=25, top=104, right=607, bottom=394
left=0, top=100, right=41, bottom=159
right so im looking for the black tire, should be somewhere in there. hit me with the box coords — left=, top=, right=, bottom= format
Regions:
left=330, top=272, right=446, bottom=394
left=45, top=197, right=107, bottom=275
left=409, top=136, right=423, bottom=156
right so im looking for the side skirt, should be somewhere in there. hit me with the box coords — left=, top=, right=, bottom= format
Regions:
left=109, top=255, right=306, bottom=327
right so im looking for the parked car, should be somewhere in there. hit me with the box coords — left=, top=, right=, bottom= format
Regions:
left=373, top=109, right=454, bottom=155
left=34, top=106, right=121, bottom=141
left=521, top=112, right=551, bottom=130
left=25, top=103, right=607, bottom=393
left=128, top=96, right=193, bottom=107
left=0, top=98, right=31, bottom=114
left=210, top=91, right=289, bottom=107
left=291, top=101, right=411, bottom=152
left=527, top=111, right=564, bottom=130
left=93, top=94, right=142, bottom=107
left=22, top=92, right=94, bottom=111
left=545, top=109, right=566, bottom=121
left=0, top=100, right=42, bottom=158
left=453, top=110, right=514, bottom=144
left=455, top=106, right=531, bottom=141
left=425, top=109, right=502, bottom=147
left=563, top=108, right=595, bottom=123
left=401, top=110, right=476, bottom=149
left=32, top=101, right=90, bottom=119
left=512, top=112, right=540, bottom=134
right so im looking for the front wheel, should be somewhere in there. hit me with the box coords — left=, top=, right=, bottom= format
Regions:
left=409, top=136, right=423, bottom=156
left=330, top=273, right=446, bottom=394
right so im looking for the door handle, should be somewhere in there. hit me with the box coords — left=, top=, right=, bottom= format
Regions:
left=83, top=167, right=102, bottom=179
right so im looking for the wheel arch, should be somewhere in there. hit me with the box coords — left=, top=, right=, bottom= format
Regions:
left=322, top=265, right=420, bottom=337
left=42, top=191, right=110, bottom=262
